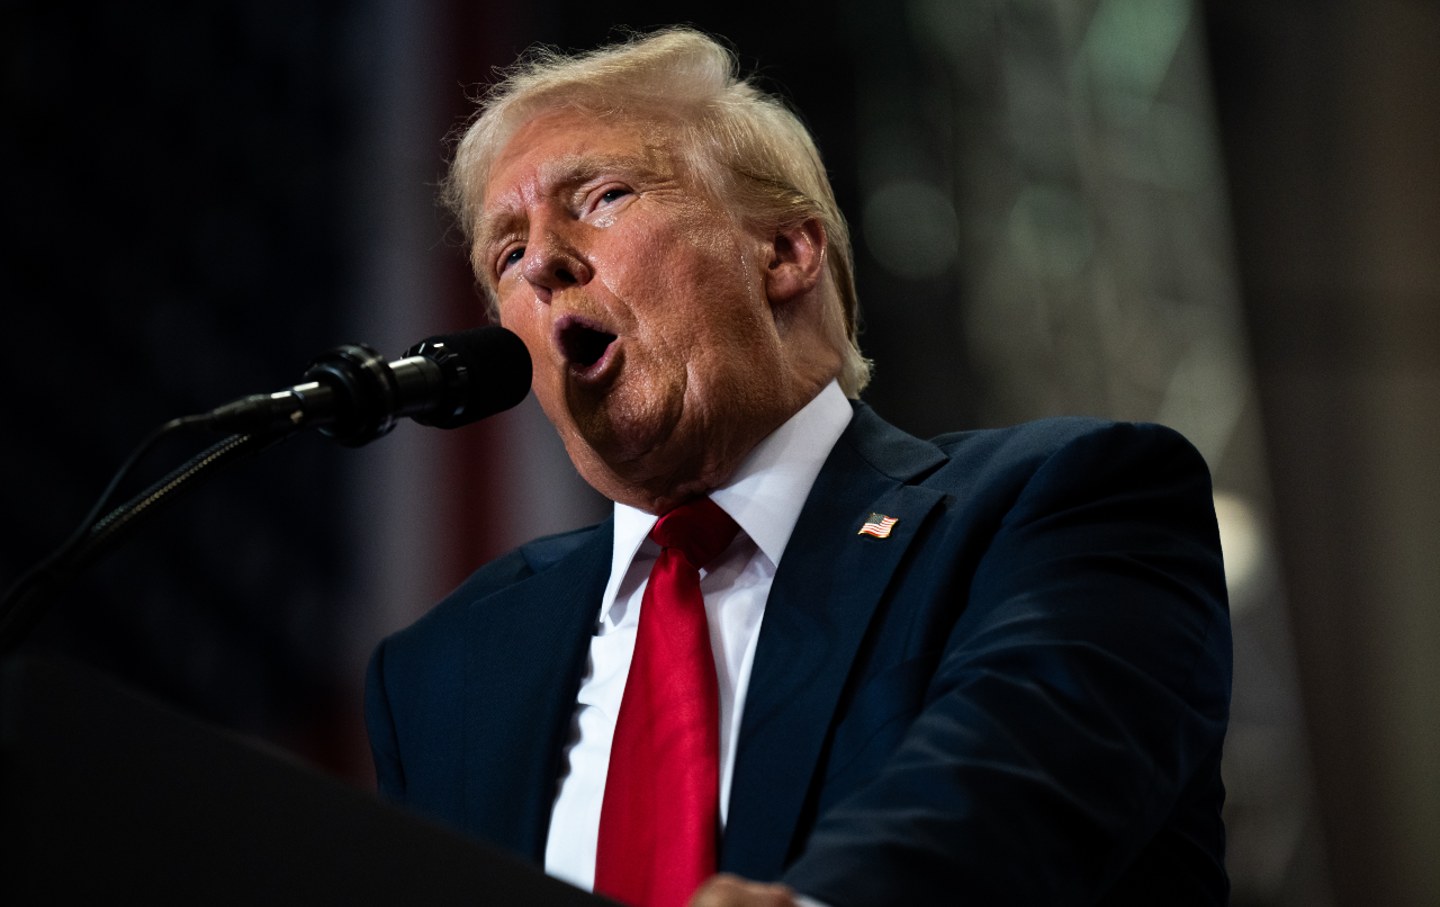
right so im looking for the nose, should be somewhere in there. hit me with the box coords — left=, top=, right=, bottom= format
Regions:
left=522, top=229, right=591, bottom=303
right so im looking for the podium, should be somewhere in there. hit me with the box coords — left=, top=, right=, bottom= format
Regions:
left=0, top=655, right=609, bottom=905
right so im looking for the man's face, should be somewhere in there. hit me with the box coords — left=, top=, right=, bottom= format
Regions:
left=477, top=110, right=811, bottom=512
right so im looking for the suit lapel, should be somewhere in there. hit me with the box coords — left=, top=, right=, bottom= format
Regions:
left=460, top=523, right=612, bottom=862
left=722, top=406, right=947, bottom=879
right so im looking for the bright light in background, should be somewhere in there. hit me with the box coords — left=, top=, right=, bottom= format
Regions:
left=1007, top=184, right=1094, bottom=280
left=1082, top=0, right=1193, bottom=101
left=1213, top=489, right=1265, bottom=607
left=863, top=180, right=961, bottom=281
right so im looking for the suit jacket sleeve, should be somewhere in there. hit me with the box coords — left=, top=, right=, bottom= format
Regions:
left=780, top=421, right=1232, bottom=905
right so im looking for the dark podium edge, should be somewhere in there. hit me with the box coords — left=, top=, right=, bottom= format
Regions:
left=0, top=653, right=611, bottom=905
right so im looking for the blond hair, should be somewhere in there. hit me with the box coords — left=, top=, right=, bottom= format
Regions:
left=443, top=27, right=871, bottom=396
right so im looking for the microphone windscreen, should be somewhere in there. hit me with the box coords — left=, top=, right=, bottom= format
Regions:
left=412, top=326, right=533, bottom=428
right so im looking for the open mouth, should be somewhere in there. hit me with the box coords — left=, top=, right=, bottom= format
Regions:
left=555, top=315, right=618, bottom=374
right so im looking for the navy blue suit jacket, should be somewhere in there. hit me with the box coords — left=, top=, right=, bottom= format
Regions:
left=366, top=405, right=1232, bottom=905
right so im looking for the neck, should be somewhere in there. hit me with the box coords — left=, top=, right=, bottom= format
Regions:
left=597, top=376, right=831, bottom=515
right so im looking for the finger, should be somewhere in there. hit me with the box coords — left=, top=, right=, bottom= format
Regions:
left=688, top=873, right=800, bottom=907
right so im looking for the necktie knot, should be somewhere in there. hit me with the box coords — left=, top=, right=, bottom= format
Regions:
left=650, top=498, right=739, bottom=571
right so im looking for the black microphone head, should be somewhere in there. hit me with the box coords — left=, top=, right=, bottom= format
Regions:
left=405, top=326, right=532, bottom=429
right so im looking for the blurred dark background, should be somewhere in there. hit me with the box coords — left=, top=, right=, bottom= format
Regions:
left=2, top=2, right=1436, bottom=904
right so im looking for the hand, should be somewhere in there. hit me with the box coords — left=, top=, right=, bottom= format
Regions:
left=687, top=873, right=802, bottom=907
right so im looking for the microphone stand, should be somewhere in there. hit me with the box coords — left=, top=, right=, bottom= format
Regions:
left=0, top=326, right=531, bottom=655
left=0, top=422, right=295, bottom=655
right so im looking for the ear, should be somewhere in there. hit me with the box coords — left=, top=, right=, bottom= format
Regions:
left=763, top=217, right=827, bottom=306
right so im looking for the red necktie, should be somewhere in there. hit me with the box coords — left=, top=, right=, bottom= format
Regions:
left=594, top=498, right=739, bottom=907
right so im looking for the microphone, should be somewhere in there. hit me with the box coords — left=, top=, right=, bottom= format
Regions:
left=197, top=326, right=532, bottom=446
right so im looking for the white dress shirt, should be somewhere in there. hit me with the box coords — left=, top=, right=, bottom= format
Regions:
left=543, top=381, right=854, bottom=892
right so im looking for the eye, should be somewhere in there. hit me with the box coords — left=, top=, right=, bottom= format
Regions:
left=598, top=187, right=630, bottom=204
left=498, top=246, right=525, bottom=275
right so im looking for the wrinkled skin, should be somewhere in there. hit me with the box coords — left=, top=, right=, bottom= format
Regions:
left=478, top=109, right=841, bottom=513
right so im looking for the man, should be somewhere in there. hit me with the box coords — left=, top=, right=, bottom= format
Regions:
left=366, top=28, right=1231, bottom=907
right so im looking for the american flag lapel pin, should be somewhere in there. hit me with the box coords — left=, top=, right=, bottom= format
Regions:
left=858, top=512, right=899, bottom=539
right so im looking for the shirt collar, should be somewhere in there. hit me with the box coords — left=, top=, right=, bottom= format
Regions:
left=603, top=380, right=854, bottom=618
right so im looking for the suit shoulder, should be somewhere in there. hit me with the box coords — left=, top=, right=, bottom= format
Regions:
left=931, top=417, right=1202, bottom=467
left=455, top=520, right=606, bottom=597
left=915, top=418, right=1212, bottom=509
left=380, top=521, right=608, bottom=647
left=844, top=404, right=1205, bottom=490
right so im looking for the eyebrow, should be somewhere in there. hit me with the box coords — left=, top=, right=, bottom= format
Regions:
left=475, top=150, right=668, bottom=259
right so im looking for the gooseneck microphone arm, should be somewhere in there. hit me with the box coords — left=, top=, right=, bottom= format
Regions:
left=0, top=326, right=532, bottom=654
left=0, top=425, right=289, bottom=654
